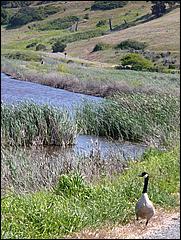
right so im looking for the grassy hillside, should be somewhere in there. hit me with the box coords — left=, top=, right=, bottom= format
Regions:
left=1, top=2, right=150, bottom=46
left=1, top=1, right=180, bottom=96
left=67, top=8, right=180, bottom=64
left=1, top=1, right=180, bottom=65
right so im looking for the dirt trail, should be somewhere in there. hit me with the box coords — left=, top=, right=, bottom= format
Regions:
left=69, top=209, right=180, bottom=239
left=43, top=52, right=116, bottom=68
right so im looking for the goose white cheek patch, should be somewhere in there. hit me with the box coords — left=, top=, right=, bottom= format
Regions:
left=143, top=174, right=148, bottom=178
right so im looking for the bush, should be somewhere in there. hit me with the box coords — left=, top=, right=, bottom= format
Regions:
left=38, top=4, right=62, bottom=16
left=116, top=39, right=148, bottom=50
left=7, top=7, right=45, bottom=28
left=2, top=51, right=41, bottom=62
left=54, top=172, right=91, bottom=198
left=121, top=53, right=155, bottom=71
left=52, top=41, right=67, bottom=53
left=84, top=13, right=89, bottom=19
left=92, top=42, right=110, bottom=52
left=91, top=1, right=128, bottom=10
left=7, top=5, right=61, bottom=28
left=1, top=7, right=10, bottom=25
left=1, top=1, right=32, bottom=8
left=57, top=64, right=69, bottom=73
left=169, top=64, right=177, bottom=69
left=96, top=20, right=107, bottom=27
left=26, top=42, right=37, bottom=49
left=37, top=15, right=79, bottom=31
left=50, top=29, right=105, bottom=45
left=35, top=44, right=46, bottom=51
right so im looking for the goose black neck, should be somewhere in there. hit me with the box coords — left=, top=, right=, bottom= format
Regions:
left=142, top=176, right=149, bottom=193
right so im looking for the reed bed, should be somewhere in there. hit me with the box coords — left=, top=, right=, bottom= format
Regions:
left=76, top=92, right=180, bottom=147
left=1, top=102, right=77, bottom=147
left=1, top=142, right=128, bottom=195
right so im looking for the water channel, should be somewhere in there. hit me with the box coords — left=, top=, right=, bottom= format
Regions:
left=1, top=72, right=147, bottom=160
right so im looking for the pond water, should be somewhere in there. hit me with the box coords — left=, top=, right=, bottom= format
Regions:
left=1, top=72, right=147, bottom=160
left=1, top=72, right=102, bottom=109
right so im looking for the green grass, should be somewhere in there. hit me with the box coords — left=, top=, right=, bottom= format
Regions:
left=1, top=146, right=179, bottom=238
left=76, top=93, right=180, bottom=146
left=1, top=102, right=77, bottom=147
left=1, top=57, right=180, bottom=97
left=49, top=28, right=106, bottom=45
left=2, top=51, right=42, bottom=62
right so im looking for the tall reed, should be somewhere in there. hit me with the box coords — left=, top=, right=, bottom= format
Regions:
left=1, top=143, right=127, bottom=195
left=1, top=102, right=77, bottom=147
left=76, top=92, right=180, bottom=146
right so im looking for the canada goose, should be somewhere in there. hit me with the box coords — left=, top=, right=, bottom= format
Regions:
left=135, top=172, right=155, bottom=226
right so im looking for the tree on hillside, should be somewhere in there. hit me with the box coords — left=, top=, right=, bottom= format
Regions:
left=52, top=41, right=67, bottom=53
left=1, top=1, right=32, bottom=8
left=1, top=7, right=9, bottom=24
left=148, top=1, right=180, bottom=18
left=151, top=1, right=166, bottom=17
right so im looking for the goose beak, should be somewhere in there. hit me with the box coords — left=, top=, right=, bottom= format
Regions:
left=138, top=174, right=142, bottom=177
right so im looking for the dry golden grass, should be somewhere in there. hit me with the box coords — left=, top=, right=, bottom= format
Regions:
left=67, top=8, right=180, bottom=62
left=1, top=2, right=149, bottom=46
left=1, top=2, right=180, bottom=65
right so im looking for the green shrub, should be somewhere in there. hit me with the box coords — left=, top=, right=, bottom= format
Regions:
left=84, top=13, right=89, bottom=20
left=52, top=41, right=67, bottom=53
left=92, top=42, right=110, bottom=52
left=37, top=15, right=79, bottom=31
left=26, top=42, right=37, bottom=49
left=96, top=20, right=107, bottom=27
left=54, top=172, right=91, bottom=198
left=1, top=7, right=11, bottom=25
left=38, top=4, right=62, bottom=16
left=1, top=1, right=32, bottom=8
left=121, top=53, right=155, bottom=71
left=7, top=5, right=62, bottom=28
left=7, top=7, right=44, bottom=28
left=116, top=39, right=148, bottom=50
left=2, top=51, right=41, bottom=62
left=154, top=64, right=170, bottom=73
left=50, top=29, right=105, bottom=45
left=57, top=64, right=69, bottom=73
left=91, top=1, right=128, bottom=10
left=35, top=44, right=46, bottom=51
left=169, top=64, right=177, bottom=69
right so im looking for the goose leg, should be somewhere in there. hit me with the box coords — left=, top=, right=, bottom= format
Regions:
left=145, top=220, right=148, bottom=226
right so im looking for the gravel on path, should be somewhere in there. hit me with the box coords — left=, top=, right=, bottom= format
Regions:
left=69, top=210, right=180, bottom=239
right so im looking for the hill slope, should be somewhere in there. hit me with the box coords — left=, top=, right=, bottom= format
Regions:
left=67, top=8, right=180, bottom=63
left=1, top=1, right=180, bottom=66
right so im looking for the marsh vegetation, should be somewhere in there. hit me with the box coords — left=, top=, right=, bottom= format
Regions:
left=1, top=1, right=180, bottom=238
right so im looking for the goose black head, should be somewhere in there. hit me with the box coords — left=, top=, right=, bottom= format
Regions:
left=138, top=172, right=149, bottom=178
